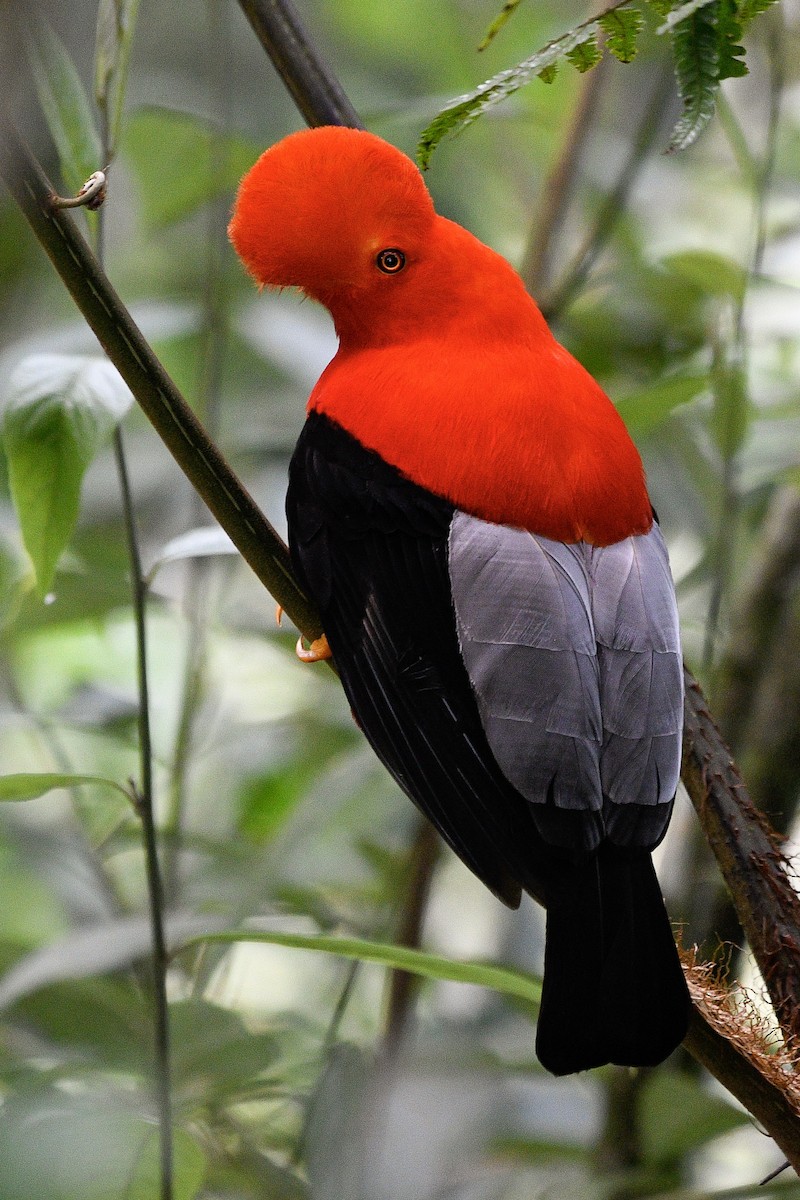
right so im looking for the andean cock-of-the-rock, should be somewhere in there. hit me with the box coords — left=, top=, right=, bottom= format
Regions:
left=229, top=125, right=690, bottom=1075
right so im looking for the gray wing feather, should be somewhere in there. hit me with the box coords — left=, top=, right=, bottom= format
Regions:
left=591, top=527, right=683, bottom=842
left=448, top=512, right=683, bottom=850
left=448, top=513, right=602, bottom=817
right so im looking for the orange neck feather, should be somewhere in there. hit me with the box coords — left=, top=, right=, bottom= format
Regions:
left=309, top=223, right=652, bottom=546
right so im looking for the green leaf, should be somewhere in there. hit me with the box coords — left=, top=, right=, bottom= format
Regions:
left=417, top=19, right=601, bottom=168
left=122, top=107, right=261, bottom=227
left=737, top=0, right=780, bottom=24
left=26, top=18, right=103, bottom=198
left=538, top=63, right=559, bottom=84
left=717, top=0, right=748, bottom=79
left=127, top=1127, right=206, bottom=1200
left=0, top=529, right=32, bottom=630
left=641, top=1070, right=749, bottom=1163
left=8, top=974, right=148, bottom=1070
left=662, top=250, right=748, bottom=303
left=179, top=928, right=542, bottom=1009
left=616, top=374, right=708, bottom=436
left=169, top=999, right=280, bottom=1095
left=566, top=33, right=602, bottom=73
left=665, top=4, right=721, bottom=153
left=478, top=0, right=525, bottom=52
left=0, top=915, right=226, bottom=1011
left=0, top=773, right=131, bottom=803
left=2, top=354, right=133, bottom=595
left=238, top=763, right=319, bottom=844
left=599, top=7, right=644, bottom=62
left=94, top=0, right=142, bottom=157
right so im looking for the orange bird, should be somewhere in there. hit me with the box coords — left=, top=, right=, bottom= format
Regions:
left=230, top=126, right=690, bottom=1075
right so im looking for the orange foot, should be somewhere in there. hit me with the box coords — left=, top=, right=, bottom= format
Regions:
left=277, top=606, right=332, bottom=663
left=295, top=633, right=332, bottom=663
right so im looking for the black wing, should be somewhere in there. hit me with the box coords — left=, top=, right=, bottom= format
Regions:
left=287, top=412, right=690, bottom=1072
left=287, top=411, right=556, bottom=907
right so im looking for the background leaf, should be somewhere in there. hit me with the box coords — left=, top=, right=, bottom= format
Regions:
left=0, top=772, right=129, bottom=803
left=127, top=1127, right=206, bottom=1200
left=417, top=19, right=601, bottom=167
left=599, top=7, right=644, bottom=62
left=665, top=5, right=722, bottom=152
left=122, top=108, right=260, bottom=227
left=616, top=374, right=708, bottom=436
left=1, top=354, right=133, bottom=594
left=566, top=33, right=602, bottom=74
left=26, top=17, right=103, bottom=197
left=146, top=526, right=239, bottom=583
left=182, top=927, right=542, bottom=1008
left=305, top=1045, right=369, bottom=1200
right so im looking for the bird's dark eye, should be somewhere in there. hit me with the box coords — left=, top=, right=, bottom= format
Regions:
left=376, top=248, right=406, bottom=274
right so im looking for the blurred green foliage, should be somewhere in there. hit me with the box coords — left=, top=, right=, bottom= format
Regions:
left=0, top=1, right=799, bottom=1198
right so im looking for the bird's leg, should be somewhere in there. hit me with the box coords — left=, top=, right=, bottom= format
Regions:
left=276, top=604, right=332, bottom=663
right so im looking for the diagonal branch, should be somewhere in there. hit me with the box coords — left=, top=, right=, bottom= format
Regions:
left=682, top=669, right=800, bottom=1049
left=683, top=992, right=800, bottom=1172
left=0, top=119, right=322, bottom=649
left=237, top=0, right=362, bottom=129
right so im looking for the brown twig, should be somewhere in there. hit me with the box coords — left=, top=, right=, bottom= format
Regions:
left=520, top=39, right=610, bottom=296
left=541, top=61, right=674, bottom=322
left=382, top=818, right=442, bottom=1056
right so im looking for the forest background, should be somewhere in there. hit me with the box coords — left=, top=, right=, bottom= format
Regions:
left=1, top=1, right=800, bottom=1197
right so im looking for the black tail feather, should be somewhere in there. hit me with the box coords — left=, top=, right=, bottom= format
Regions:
left=535, top=847, right=690, bottom=1076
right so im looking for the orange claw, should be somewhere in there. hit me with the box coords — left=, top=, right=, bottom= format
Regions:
left=276, top=604, right=284, bottom=627
left=295, top=633, right=332, bottom=663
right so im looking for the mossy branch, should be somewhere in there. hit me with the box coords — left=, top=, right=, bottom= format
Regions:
left=682, top=669, right=800, bottom=1051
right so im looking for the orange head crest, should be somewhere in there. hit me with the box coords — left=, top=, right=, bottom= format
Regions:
left=229, top=127, right=436, bottom=307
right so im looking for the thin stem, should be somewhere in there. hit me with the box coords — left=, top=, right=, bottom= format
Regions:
left=97, top=80, right=174, bottom=1195
left=291, top=958, right=361, bottom=1168
left=594, top=1067, right=647, bottom=1182
left=163, top=0, right=234, bottom=904
left=541, top=62, right=673, bottom=322
left=114, top=430, right=174, bottom=1200
left=520, top=35, right=610, bottom=296
left=702, top=322, right=742, bottom=671
left=702, top=31, right=783, bottom=670
left=381, top=817, right=441, bottom=1056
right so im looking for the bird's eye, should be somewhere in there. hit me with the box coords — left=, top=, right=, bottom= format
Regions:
left=376, top=248, right=406, bottom=274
